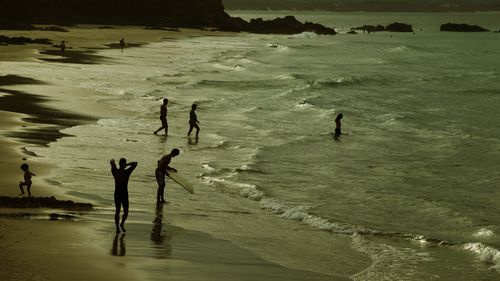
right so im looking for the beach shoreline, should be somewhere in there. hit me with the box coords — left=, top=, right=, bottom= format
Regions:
left=0, top=25, right=217, bottom=281
left=0, top=24, right=375, bottom=281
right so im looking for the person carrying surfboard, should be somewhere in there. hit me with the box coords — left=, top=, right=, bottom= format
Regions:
left=155, top=148, right=180, bottom=203
left=110, top=158, right=138, bottom=233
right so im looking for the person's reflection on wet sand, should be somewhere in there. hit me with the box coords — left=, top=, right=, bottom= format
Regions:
left=150, top=202, right=173, bottom=258
left=151, top=202, right=164, bottom=244
left=111, top=233, right=126, bottom=256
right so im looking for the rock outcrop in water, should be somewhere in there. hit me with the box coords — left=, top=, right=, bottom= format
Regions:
left=385, top=22, right=413, bottom=32
left=0, top=0, right=336, bottom=35
left=220, top=15, right=336, bottom=35
left=440, top=23, right=489, bottom=32
left=352, top=25, right=385, bottom=33
left=352, top=22, right=413, bottom=33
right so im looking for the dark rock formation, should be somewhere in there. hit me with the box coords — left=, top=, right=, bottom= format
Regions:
left=0, top=0, right=336, bottom=35
left=0, top=23, right=37, bottom=30
left=440, top=23, right=489, bottom=32
left=0, top=196, right=93, bottom=211
left=0, top=35, right=52, bottom=45
left=353, top=25, right=385, bottom=33
left=352, top=23, right=413, bottom=33
left=243, top=16, right=336, bottom=35
left=385, top=22, right=413, bottom=32
left=0, top=0, right=228, bottom=27
left=0, top=24, right=68, bottom=31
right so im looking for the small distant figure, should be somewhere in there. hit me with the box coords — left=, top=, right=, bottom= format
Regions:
left=19, top=163, right=35, bottom=197
left=187, top=103, right=200, bottom=138
left=334, top=113, right=343, bottom=139
left=155, top=149, right=180, bottom=204
left=119, top=38, right=125, bottom=52
left=153, top=98, right=169, bottom=135
left=110, top=158, right=138, bottom=233
left=59, top=40, right=66, bottom=53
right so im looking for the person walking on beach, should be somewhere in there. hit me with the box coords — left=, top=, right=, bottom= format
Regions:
left=59, top=40, right=66, bottom=53
left=155, top=149, right=179, bottom=203
left=334, top=113, right=343, bottom=139
left=187, top=103, right=200, bottom=138
left=119, top=38, right=125, bottom=52
left=110, top=158, right=138, bottom=233
left=19, top=163, right=35, bottom=197
left=154, top=98, right=169, bottom=135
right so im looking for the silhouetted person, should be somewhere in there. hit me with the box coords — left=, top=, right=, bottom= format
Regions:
left=110, top=158, right=137, bottom=233
left=155, top=149, right=179, bottom=203
left=154, top=98, right=169, bottom=135
left=187, top=103, right=200, bottom=138
left=119, top=38, right=125, bottom=52
left=59, top=40, right=66, bottom=53
left=19, top=163, right=35, bottom=197
left=111, top=233, right=126, bottom=256
left=335, top=113, right=343, bottom=139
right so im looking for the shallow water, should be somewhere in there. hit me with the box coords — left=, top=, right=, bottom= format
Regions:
left=2, top=12, right=500, bottom=280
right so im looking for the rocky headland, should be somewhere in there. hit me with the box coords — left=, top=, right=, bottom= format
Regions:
left=0, top=0, right=336, bottom=35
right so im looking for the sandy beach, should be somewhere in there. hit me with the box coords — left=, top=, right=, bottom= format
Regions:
left=0, top=26, right=226, bottom=281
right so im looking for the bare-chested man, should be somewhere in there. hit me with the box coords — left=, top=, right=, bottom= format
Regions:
left=155, top=149, right=179, bottom=203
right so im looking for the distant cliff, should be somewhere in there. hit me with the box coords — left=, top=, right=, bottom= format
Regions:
left=0, top=0, right=336, bottom=35
left=0, top=0, right=228, bottom=27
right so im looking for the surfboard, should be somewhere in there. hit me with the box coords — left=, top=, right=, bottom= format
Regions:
left=167, top=171, right=194, bottom=194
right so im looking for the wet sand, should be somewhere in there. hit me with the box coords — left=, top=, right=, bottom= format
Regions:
left=0, top=25, right=208, bottom=281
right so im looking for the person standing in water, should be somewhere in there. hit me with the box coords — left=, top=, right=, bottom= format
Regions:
left=110, top=158, right=137, bottom=233
left=334, top=113, right=343, bottom=138
left=155, top=149, right=180, bottom=203
left=187, top=103, right=200, bottom=138
left=59, top=40, right=66, bottom=53
left=119, top=38, right=125, bottom=52
left=154, top=98, right=169, bottom=135
left=19, top=163, right=35, bottom=197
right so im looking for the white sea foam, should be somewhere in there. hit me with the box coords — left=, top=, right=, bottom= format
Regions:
left=463, top=243, right=500, bottom=271
left=287, top=32, right=319, bottom=39
left=472, top=227, right=496, bottom=238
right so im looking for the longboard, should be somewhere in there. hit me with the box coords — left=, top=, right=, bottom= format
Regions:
left=167, top=171, right=194, bottom=194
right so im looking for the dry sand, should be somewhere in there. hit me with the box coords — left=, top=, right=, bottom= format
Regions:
left=0, top=25, right=214, bottom=281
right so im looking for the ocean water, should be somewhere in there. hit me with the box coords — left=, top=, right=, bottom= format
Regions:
left=2, top=12, right=500, bottom=280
